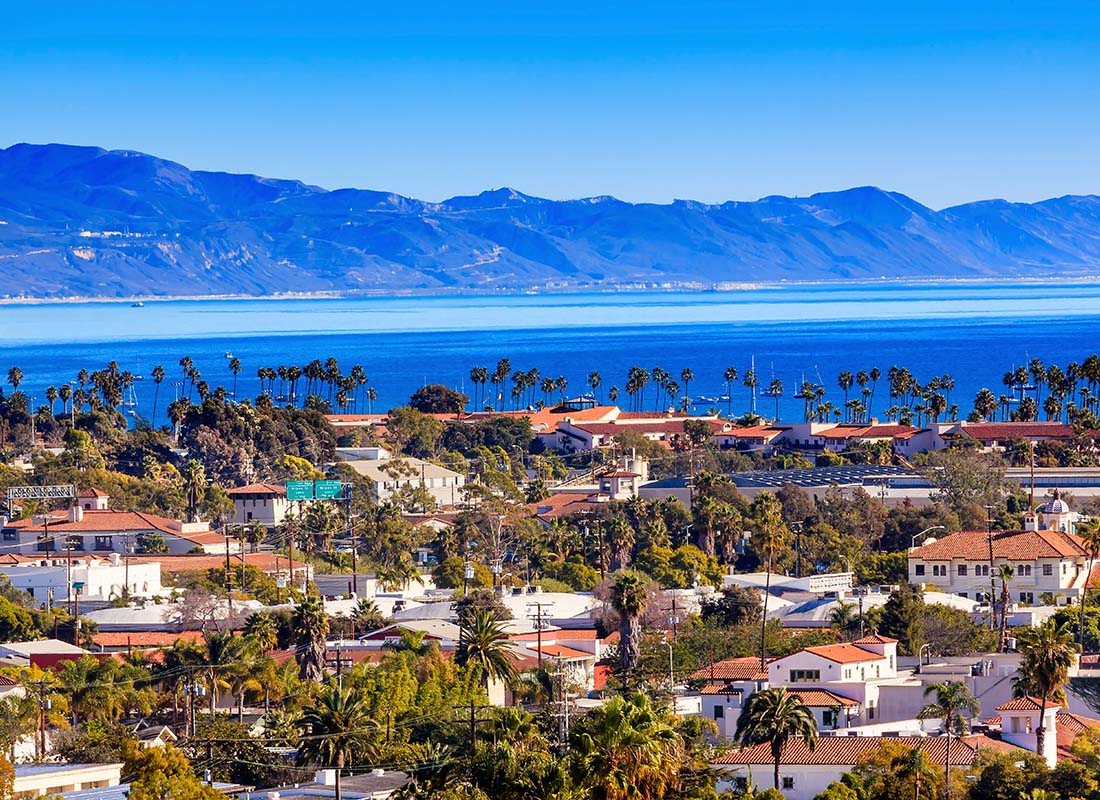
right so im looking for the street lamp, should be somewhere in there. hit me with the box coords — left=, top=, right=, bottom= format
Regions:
left=911, top=525, right=945, bottom=550
left=917, top=643, right=932, bottom=673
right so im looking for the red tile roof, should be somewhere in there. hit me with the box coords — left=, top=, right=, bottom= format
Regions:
left=92, top=630, right=206, bottom=649
left=801, top=643, right=886, bottom=664
left=689, top=657, right=769, bottom=682
left=911, top=529, right=1088, bottom=561
left=819, top=425, right=921, bottom=441
left=528, top=492, right=601, bottom=520
left=789, top=689, right=861, bottom=708
left=510, top=629, right=599, bottom=641
left=713, top=736, right=981, bottom=767
left=5, top=509, right=182, bottom=535
left=78, top=488, right=109, bottom=498
left=956, top=422, right=1076, bottom=441
left=529, top=644, right=593, bottom=660
left=995, top=696, right=1060, bottom=712
left=124, top=552, right=307, bottom=574
left=228, top=483, right=286, bottom=496
left=852, top=634, right=898, bottom=644
left=713, top=424, right=789, bottom=440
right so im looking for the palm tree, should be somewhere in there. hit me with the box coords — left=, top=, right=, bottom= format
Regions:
left=45, top=386, right=57, bottom=414
left=293, top=594, right=329, bottom=682
left=724, top=366, right=738, bottom=414
left=244, top=612, right=279, bottom=653
left=228, top=357, right=242, bottom=399
left=917, top=681, right=979, bottom=800
left=734, top=687, right=817, bottom=791
left=996, top=564, right=1015, bottom=652
left=768, top=378, right=784, bottom=421
left=297, top=681, right=377, bottom=800
left=752, top=491, right=788, bottom=669
left=899, top=743, right=939, bottom=800
left=150, top=365, right=165, bottom=427
left=456, top=609, right=517, bottom=687
left=571, top=693, right=685, bottom=800
left=1013, top=618, right=1080, bottom=756
left=610, top=570, right=649, bottom=679
left=587, top=370, right=603, bottom=403
left=6, top=367, right=22, bottom=393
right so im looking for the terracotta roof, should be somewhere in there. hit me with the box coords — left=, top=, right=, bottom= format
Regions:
left=600, top=471, right=641, bottom=479
left=1054, top=710, right=1100, bottom=736
left=789, top=689, right=861, bottom=708
left=124, top=553, right=308, bottom=573
left=801, top=643, right=886, bottom=664
left=92, top=630, right=206, bottom=649
left=227, top=483, right=286, bottom=496
left=819, top=425, right=921, bottom=441
left=529, top=644, right=593, bottom=660
left=713, top=424, right=789, bottom=440
left=957, top=422, right=1076, bottom=441
left=699, top=684, right=752, bottom=695
left=911, top=529, right=1088, bottom=561
left=570, top=420, right=698, bottom=438
left=690, top=657, right=769, bottom=682
left=0, top=676, right=17, bottom=687
left=509, top=629, right=599, bottom=641
left=713, top=736, right=981, bottom=767
left=995, top=696, right=1060, bottom=712
left=78, top=488, right=109, bottom=498
left=852, top=634, right=898, bottom=644
left=528, top=492, right=600, bottom=520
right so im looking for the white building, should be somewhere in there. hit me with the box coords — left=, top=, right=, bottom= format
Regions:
left=908, top=494, right=1096, bottom=605
left=228, top=483, right=290, bottom=528
left=0, top=490, right=237, bottom=556
left=0, top=553, right=163, bottom=606
left=338, top=455, right=466, bottom=509
left=14, top=763, right=122, bottom=797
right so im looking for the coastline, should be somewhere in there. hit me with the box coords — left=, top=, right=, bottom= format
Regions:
left=3, top=273, right=1100, bottom=306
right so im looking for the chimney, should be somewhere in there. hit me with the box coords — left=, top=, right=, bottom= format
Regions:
left=315, top=769, right=337, bottom=786
left=110, top=553, right=121, bottom=567
left=69, top=505, right=84, bottom=523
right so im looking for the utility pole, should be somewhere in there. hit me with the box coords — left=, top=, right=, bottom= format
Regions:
left=527, top=601, right=554, bottom=668
left=224, top=524, right=233, bottom=613
left=29, top=679, right=51, bottom=761
left=662, top=593, right=680, bottom=639
left=346, top=482, right=358, bottom=596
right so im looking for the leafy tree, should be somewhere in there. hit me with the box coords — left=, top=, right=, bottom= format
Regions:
left=880, top=583, right=924, bottom=656
left=0, top=596, right=37, bottom=642
left=734, top=687, right=817, bottom=791
left=454, top=588, right=511, bottom=627
left=433, top=557, right=493, bottom=591
left=700, top=585, right=761, bottom=627
left=408, top=384, right=469, bottom=414
left=124, top=743, right=223, bottom=800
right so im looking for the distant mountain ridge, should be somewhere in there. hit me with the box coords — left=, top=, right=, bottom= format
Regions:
left=1, top=142, right=1100, bottom=299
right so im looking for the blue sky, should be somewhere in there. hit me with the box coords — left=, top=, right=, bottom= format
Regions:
left=3, top=1, right=1099, bottom=208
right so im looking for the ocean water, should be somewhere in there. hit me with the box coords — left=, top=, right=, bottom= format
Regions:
left=2, top=282, right=1099, bottom=422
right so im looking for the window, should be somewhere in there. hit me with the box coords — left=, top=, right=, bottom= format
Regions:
left=957, top=565, right=968, bottom=576
left=868, top=702, right=876, bottom=720
left=1, top=531, right=15, bottom=542
left=1018, top=565, right=1032, bottom=577
left=94, top=536, right=112, bottom=550
left=975, top=564, right=989, bottom=577
left=823, top=709, right=836, bottom=727
left=915, top=565, right=926, bottom=576
left=782, top=778, right=795, bottom=791
left=713, top=705, right=724, bottom=720
left=790, top=669, right=820, bottom=683
left=1043, top=564, right=1053, bottom=576
left=1019, top=592, right=1034, bottom=605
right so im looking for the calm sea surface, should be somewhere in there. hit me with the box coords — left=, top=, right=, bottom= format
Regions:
left=2, top=282, right=1100, bottom=422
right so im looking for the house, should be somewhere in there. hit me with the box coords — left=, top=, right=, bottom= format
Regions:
left=14, top=764, right=123, bottom=797
left=689, top=657, right=770, bottom=739
left=712, top=735, right=986, bottom=800
left=227, top=483, right=289, bottom=528
left=908, top=497, right=1096, bottom=605
left=255, top=768, right=409, bottom=800
left=1, top=490, right=239, bottom=556
left=0, top=639, right=89, bottom=670
left=338, top=455, right=465, bottom=509
left=0, top=553, right=163, bottom=606
left=134, top=724, right=178, bottom=749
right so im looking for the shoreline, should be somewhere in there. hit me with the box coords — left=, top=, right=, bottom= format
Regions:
left=3, top=274, right=1100, bottom=306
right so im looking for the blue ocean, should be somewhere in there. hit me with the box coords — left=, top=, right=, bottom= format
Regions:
left=2, top=282, right=1099, bottom=422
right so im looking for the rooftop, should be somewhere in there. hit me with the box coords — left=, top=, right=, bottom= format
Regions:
left=713, top=736, right=981, bottom=767
left=911, top=529, right=1088, bottom=561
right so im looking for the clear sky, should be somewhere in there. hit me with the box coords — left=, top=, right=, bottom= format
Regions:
left=3, top=1, right=1099, bottom=208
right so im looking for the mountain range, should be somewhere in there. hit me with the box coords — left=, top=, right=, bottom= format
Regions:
left=2, top=142, right=1100, bottom=299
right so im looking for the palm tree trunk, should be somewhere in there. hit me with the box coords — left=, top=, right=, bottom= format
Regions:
left=335, top=750, right=344, bottom=800
left=760, top=561, right=771, bottom=670
left=944, top=734, right=951, bottom=800
left=1037, top=697, right=1047, bottom=755
left=773, top=756, right=781, bottom=792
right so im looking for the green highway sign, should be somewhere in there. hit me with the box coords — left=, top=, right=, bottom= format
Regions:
left=286, top=480, right=314, bottom=501
left=314, top=480, right=343, bottom=500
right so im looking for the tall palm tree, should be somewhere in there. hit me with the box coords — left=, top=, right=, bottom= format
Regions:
left=571, top=693, right=685, bottom=800
left=899, top=743, right=939, bottom=800
left=610, top=570, right=649, bottom=679
left=724, top=366, right=738, bottom=414
left=1078, top=519, right=1100, bottom=648
left=7, top=366, right=22, bottom=393
left=734, top=687, right=817, bottom=791
left=228, top=357, right=242, bottom=399
left=457, top=609, right=517, bottom=687
left=917, top=681, right=979, bottom=800
left=1013, top=619, right=1080, bottom=756
left=150, top=365, right=165, bottom=427
left=996, top=564, right=1015, bottom=652
left=293, top=594, right=329, bottom=682
left=752, top=491, right=788, bottom=669
left=297, top=681, right=377, bottom=800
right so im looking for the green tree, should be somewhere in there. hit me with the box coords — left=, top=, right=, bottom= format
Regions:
left=917, top=681, right=979, bottom=800
left=293, top=594, right=329, bottom=682
left=297, top=681, right=377, bottom=800
left=571, top=693, right=685, bottom=800
left=734, top=687, right=817, bottom=791
left=408, top=384, right=469, bottom=414
left=1013, top=618, right=1080, bottom=756
left=456, top=609, right=517, bottom=687
left=880, top=583, right=924, bottom=656
left=610, top=569, right=650, bottom=679
left=125, top=743, right=223, bottom=800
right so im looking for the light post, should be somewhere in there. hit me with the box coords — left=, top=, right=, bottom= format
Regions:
left=69, top=381, right=77, bottom=426
left=917, top=643, right=932, bottom=673
left=911, top=525, right=945, bottom=550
